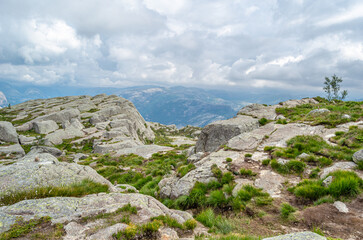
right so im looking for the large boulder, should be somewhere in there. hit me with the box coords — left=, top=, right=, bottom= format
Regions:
left=114, top=145, right=174, bottom=159
left=263, top=231, right=326, bottom=240
left=0, top=144, right=25, bottom=156
left=195, top=115, right=259, bottom=153
left=93, top=139, right=142, bottom=154
left=0, top=193, right=193, bottom=234
left=33, top=120, right=59, bottom=134
left=353, top=149, right=363, bottom=164
left=238, top=104, right=277, bottom=120
left=0, top=152, right=115, bottom=195
left=0, top=121, right=18, bottom=143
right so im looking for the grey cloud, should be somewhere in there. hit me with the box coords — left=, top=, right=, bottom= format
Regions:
left=0, top=0, right=362, bottom=98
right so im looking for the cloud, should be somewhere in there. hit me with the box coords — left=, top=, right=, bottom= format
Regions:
left=0, top=0, right=362, bottom=98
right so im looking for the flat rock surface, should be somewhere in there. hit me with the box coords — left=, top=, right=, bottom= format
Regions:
left=263, top=231, right=326, bottom=240
left=114, top=145, right=174, bottom=159
left=0, top=193, right=193, bottom=233
left=0, top=152, right=114, bottom=195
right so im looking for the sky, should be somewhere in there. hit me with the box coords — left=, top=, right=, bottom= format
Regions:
left=0, top=0, right=362, bottom=98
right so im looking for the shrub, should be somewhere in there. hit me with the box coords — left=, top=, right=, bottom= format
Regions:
left=177, top=163, right=196, bottom=177
left=245, top=153, right=252, bottom=158
left=141, top=219, right=163, bottom=233
left=183, top=219, right=197, bottom=230
left=239, top=168, right=257, bottom=177
left=226, top=158, right=233, bottom=162
left=259, top=118, right=268, bottom=126
left=221, top=172, right=235, bottom=184
left=211, top=164, right=223, bottom=179
left=328, top=170, right=362, bottom=198
left=151, top=215, right=183, bottom=229
left=280, top=203, right=296, bottom=220
left=293, top=180, right=327, bottom=201
left=207, top=190, right=227, bottom=207
left=223, top=183, right=235, bottom=196
left=262, top=159, right=270, bottom=166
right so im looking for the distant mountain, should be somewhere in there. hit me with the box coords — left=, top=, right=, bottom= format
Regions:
left=0, top=80, right=317, bottom=127
left=117, top=86, right=238, bottom=127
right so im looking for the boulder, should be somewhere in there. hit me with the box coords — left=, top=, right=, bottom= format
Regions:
left=254, top=170, right=285, bottom=198
left=0, top=144, right=25, bottom=156
left=352, top=149, right=363, bottom=164
left=33, top=120, right=59, bottom=134
left=320, top=162, right=357, bottom=179
left=333, top=201, right=349, bottom=213
left=342, top=114, right=351, bottom=119
left=322, top=176, right=333, bottom=187
left=0, top=121, right=18, bottom=143
left=28, top=145, right=63, bottom=157
left=114, top=145, right=173, bottom=159
left=93, top=139, right=141, bottom=154
left=196, top=115, right=259, bottom=153
left=0, top=193, right=193, bottom=234
left=18, top=135, right=36, bottom=145
left=279, top=98, right=319, bottom=108
left=0, top=152, right=115, bottom=195
left=238, top=103, right=277, bottom=120
left=263, top=231, right=326, bottom=240
left=307, top=108, right=330, bottom=115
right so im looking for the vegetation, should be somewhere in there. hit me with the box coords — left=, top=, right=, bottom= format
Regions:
left=0, top=179, right=109, bottom=206
left=275, top=98, right=362, bottom=128
left=270, top=159, right=306, bottom=175
left=291, top=170, right=363, bottom=201
left=280, top=203, right=296, bottom=220
left=264, top=128, right=362, bottom=169
left=196, top=209, right=234, bottom=234
left=83, top=151, right=189, bottom=198
left=0, top=216, right=64, bottom=240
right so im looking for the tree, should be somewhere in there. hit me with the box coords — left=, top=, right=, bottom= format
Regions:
left=323, top=74, right=348, bottom=101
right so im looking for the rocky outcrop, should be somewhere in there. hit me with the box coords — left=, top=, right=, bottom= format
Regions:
left=33, top=120, right=59, bottom=134
left=114, top=145, right=174, bottom=158
left=238, top=103, right=278, bottom=120
left=319, top=162, right=358, bottom=179
left=159, top=150, right=240, bottom=199
left=263, top=231, right=326, bottom=240
left=0, top=152, right=115, bottom=195
left=195, top=115, right=259, bottom=153
left=0, top=144, right=25, bottom=156
left=0, top=193, right=193, bottom=234
left=0, top=121, right=18, bottom=143
left=278, top=98, right=319, bottom=108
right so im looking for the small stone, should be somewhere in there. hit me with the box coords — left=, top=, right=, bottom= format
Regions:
left=322, top=176, right=333, bottom=187
left=342, top=114, right=351, bottom=119
left=298, top=153, right=310, bottom=160
left=333, top=201, right=349, bottom=213
left=352, top=149, right=363, bottom=164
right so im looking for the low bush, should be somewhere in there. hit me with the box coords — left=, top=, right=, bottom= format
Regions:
left=270, top=159, right=306, bottom=174
left=239, top=168, right=257, bottom=177
left=280, top=203, right=296, bottom=220
left=259, top=118, right=268, bottom=126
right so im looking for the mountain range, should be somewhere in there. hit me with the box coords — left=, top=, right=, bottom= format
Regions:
left=0, top=81, right=316, bottom=126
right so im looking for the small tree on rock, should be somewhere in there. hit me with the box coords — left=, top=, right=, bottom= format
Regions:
left=323, top=74, right=348, bottom=101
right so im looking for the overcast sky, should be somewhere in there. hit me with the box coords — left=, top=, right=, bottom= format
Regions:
left=0, top=0, right=362, bottom=97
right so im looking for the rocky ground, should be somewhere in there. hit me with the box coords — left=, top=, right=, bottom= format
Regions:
left=0, top=95, right=362, bottom=240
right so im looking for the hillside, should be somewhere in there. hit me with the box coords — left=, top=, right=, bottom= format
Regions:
left=0, top=95, right=362, bottom=240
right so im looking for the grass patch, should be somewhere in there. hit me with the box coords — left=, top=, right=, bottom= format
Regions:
left=0, top=179, right=109, bottom=206
left=196, top=209, right=234, bottom=234
left=0, top=216, right=64, bottom=240
left=270, top=159, right=306, bottom=174
left=291, top=170, right=363, bottom=201
left=275, top=99, right=363, bottom=128
left=239, top=168, right=257, bottom=177
left=280, top=203, right=296, bottom=220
